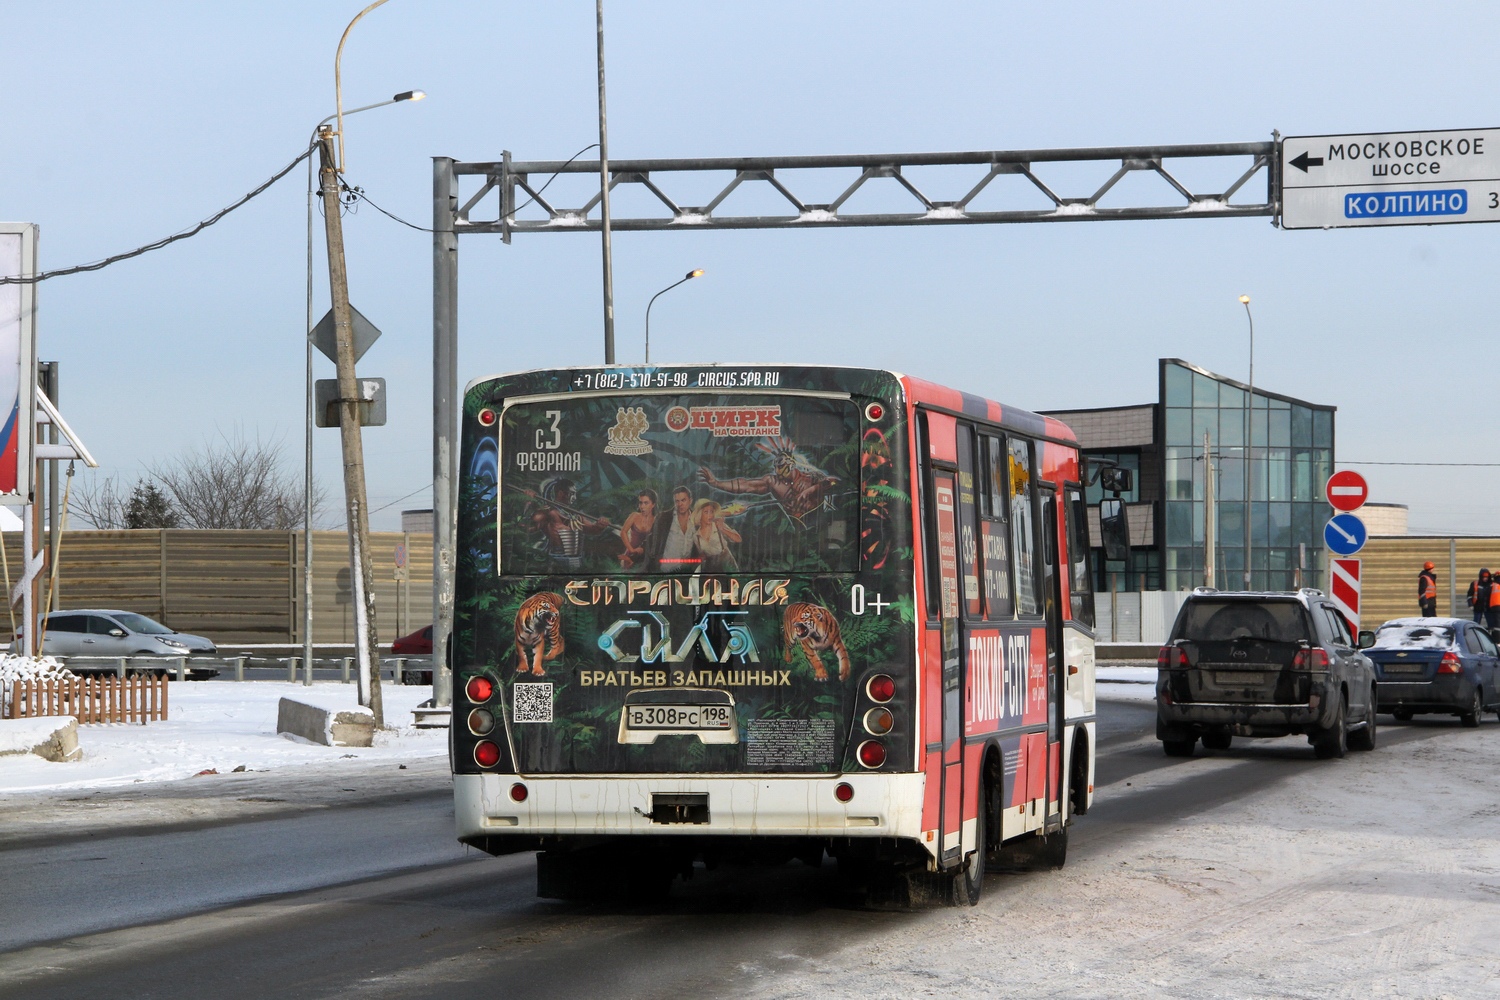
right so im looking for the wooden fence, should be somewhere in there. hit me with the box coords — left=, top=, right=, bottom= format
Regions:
left=2, top=529, right=433, bottom=645
left=6, top=674, right=169, bottom=724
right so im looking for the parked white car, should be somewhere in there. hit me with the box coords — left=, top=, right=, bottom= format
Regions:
left=41, top=610, right=217, bottom=675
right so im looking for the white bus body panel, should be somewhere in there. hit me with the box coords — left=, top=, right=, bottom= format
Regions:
left=455, top=772, right=927, bottom=843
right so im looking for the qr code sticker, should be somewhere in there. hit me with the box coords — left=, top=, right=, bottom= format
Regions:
left=513, top=682, right=554, bottom=723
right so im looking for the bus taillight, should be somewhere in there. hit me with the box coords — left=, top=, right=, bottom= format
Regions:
left=468, top=709, right=495, bottom=736
left=509, top=782, right=528, bottom=802
left=864, top=707, right=894, bottom=736
left=834, top=782, right=855, bottom=802
left=857, top=740, right=887, bottom=769
left=466, top=676, right=496, bottom=703
left=866, top=674, right=895, bottom=703
left=477, top=408, right=497, bottom=426
left=474, top=741, right=501, bottom=768
left=865, top=402, right=885, bottom=421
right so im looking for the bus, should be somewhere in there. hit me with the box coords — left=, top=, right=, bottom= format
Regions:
left=452, top=364, right=1097, bottom=906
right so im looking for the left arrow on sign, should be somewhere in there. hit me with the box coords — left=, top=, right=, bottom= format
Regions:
left=1289, top=151, right=1325, bottom=173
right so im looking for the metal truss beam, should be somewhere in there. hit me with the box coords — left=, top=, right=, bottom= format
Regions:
left=451, top=141, right=1280, bottom=239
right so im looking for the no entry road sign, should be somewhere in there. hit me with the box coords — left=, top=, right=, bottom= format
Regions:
left=1324, top=513, right=1368, bottom=557
left=1325, top=470, right=1369, bottom=512
left=1330, top=558, right=1362, bottom=628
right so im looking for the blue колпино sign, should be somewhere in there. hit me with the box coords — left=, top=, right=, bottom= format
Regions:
left=1344, top=189, right=1466, bottom=219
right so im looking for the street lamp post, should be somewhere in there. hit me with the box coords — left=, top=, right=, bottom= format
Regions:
left=303, top=91, right=424, bottom=687
left=1239, top=294, right=1255, bottom=589
left=644, top=269, right=704, bottom=363
left=596, top=0, right=616, bottom=363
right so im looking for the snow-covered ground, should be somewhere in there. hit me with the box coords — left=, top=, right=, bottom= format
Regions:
left=0, top=681, right=447, bottom=793
left=1097, top=663, right=1156, bottom=703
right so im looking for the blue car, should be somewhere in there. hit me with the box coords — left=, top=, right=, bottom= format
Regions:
left=1365, top=617, right=1500, bottom=727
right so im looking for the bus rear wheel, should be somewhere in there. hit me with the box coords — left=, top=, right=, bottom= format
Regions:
left=953, top=786, right=986, bottom=907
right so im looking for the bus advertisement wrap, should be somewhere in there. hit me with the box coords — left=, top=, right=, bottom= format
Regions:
left=457, top=368, right=915, bottom=776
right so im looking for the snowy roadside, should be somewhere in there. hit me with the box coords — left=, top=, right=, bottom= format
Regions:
left=1096, top=663, right=1155, bottom=703
left=0, top=681, right=452, bottom=848
left=0, top=681, right=447, bottom=794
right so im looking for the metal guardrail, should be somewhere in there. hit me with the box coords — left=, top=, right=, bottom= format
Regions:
left=55, top=654, right=434, bottom=684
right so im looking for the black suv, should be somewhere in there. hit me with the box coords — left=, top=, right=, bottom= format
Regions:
left=1156, top=589, right=1379, bottom=760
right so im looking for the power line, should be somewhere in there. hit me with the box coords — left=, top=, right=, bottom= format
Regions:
left=336, top=142, right=602, bottom=235
left=1, top=144, right=315, bottom=285
left=328, top=481, right=433, bottom=530
left=338, top=181, right=432, bottom=232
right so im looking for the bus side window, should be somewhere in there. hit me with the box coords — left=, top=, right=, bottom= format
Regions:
left=917, top=412, right=940, bottom=620
left=1066, top=485, right=1095, bottom=628
left=1010, top=437, right=1039, bottom=616
left=956, top=425, right=985, bottom=619
left=979, top=434, right=1012, bottom=619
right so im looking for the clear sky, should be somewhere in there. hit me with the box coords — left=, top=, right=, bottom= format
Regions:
left=2, top=1, right=1497, bottom=535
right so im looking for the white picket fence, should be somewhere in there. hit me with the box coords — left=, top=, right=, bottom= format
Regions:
left=1095, top=591, right=1190, bottom=644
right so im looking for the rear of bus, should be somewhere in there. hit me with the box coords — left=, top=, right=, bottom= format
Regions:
left=451, top=365, right=922, bottom=894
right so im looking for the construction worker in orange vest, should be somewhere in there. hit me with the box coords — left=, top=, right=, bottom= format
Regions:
left=1418, top=561, right=1438, bottom=617
left=1486, top=576, right=1500, bottom=631
left=1470, top=568, right=1495, bottom=625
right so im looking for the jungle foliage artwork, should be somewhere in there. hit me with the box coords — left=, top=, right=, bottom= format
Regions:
left=456, top=367, right=914, bottom=775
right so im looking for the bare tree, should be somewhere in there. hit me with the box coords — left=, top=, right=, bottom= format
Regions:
left=72, top=473, right=130, bottom=529
left=150, top=433, right=324, bottom=530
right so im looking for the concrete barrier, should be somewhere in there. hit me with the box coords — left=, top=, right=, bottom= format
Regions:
left=276, top=697, right=374, bottom=748
left=0, top=716, right=81, bottom=762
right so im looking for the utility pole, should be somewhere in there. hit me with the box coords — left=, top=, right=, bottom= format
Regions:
left=317, top=125, right=382, bottom=727
left=596, top=0, right=616, bottom=363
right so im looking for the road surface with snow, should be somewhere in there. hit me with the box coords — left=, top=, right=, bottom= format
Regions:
left=1, top=694, right=1496, bottom=999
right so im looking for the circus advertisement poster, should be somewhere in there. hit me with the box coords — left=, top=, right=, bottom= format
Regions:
left=497, top=393, right=861, bottom=578
left=0, top=225, right=37, bottom=499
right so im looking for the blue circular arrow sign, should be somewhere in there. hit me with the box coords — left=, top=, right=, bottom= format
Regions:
left=1323, top=513, right=1368, bottom=556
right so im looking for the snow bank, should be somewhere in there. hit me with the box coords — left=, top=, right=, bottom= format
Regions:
left=0, top=716, right=77, bottom=755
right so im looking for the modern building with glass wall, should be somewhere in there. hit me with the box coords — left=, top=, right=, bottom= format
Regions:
left=1043, top=358, right=1335, bottom=593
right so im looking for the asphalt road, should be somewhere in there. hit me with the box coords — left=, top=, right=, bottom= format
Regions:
left=0, top=698, right=1466, bottom=1000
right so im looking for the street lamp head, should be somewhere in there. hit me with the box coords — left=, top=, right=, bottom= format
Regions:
left=394, top=90, right=426, bottom=103
left=1239, top=295, right=1251, bottom=305
left=686, top=268, right=704, bottom=279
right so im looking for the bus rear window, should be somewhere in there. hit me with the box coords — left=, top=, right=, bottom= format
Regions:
left=499, top=393, right=860, bottom=576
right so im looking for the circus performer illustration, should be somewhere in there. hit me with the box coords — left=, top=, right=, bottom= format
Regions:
left=691, top=498, right=742, bottom=573
left=644, top=485, right=701, bottom=571
left=525, top=477, right=612, bottom=571
left=617, top=489, right=658, bottom=570
left=697, top=437, right=839, bottom=524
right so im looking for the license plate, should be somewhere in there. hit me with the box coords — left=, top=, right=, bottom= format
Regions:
left=1382, top=664, right=1425, bottom=674
left=1214, top=671, right=1265, bottom=685
left=625, top=704, right=734, bottom=730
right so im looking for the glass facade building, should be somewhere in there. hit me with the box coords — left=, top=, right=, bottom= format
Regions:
left=1044, top=359, right=1335, bottom=594
left=1159, top=360, right=1334, bottom=592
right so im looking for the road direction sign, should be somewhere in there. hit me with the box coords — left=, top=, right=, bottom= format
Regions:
left=1281, top=127, right=1500, bottom=230
left=1330, top=558, right=1362, bottom=628
left=311, top=304, right=382, bottom=364
left=1325, top=470, right=1369, bottom=512
left=1324, top=513, right=1368, bottom=557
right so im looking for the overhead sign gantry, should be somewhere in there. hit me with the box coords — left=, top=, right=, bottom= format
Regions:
left=427, top=128, right=1493, bottom=703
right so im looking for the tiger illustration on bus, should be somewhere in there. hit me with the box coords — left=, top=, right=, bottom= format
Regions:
left=514, top=592, right=566, bottom=676
left=782, top=602, right=851, bottom=682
